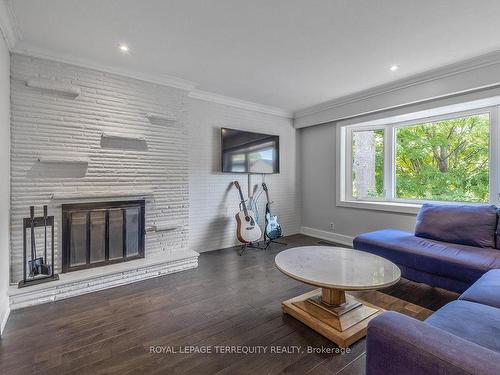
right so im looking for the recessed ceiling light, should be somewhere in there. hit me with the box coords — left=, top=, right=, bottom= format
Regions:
left=119, top=43, right=129, bottom=53
left=390, top=64, right=400, bottom=72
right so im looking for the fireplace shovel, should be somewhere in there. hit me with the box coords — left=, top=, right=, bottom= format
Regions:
left=27, top=206, right=50, bottom=276
left=41, top=205, right=51, bottom=275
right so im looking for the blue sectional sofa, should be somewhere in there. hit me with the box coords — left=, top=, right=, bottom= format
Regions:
left=354, top=204, right=500, bottom=374
left=366, top=270, right=500, bottom=375
left=354, top=204, right=500, bottom=293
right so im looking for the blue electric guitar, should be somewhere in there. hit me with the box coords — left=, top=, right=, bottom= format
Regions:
left=262, top=182, right=282, bottom=240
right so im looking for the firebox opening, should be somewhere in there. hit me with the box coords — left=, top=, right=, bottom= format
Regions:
left=62, top=200, right=145, bottom=273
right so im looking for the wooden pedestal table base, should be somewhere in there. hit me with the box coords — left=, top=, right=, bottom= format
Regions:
left=275, top=247, right=401, bottom=349
left=282, top=288, right=383, bottom=348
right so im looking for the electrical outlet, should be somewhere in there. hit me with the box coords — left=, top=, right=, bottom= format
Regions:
left=330, top=222, right=335, bottom=231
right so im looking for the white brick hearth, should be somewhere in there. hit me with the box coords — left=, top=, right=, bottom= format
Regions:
left=9, top=250, right=199, bottom=310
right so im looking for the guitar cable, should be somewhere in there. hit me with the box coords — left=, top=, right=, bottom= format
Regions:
left=251, top=186, right=264, bottom=222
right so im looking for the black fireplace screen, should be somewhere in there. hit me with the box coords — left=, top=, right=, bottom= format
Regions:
left=62, top=200, right=145, bottom=272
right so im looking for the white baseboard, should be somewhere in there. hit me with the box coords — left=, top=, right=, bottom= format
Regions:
left=0, top=293, right=10, bottom=336
left=300, top=226, right=354, bottom=247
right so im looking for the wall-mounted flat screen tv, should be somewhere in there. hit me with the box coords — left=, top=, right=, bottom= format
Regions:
left=221, top=128, right=280, bottom=174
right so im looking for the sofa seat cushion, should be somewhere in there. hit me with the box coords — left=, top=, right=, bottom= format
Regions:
left=459, top=269, right=500, bottom=308
left=353, top=229, right=500, bottom=284
left=425, top=300, right=500, bottom=352
left=415, top=203, right=497, bottom=248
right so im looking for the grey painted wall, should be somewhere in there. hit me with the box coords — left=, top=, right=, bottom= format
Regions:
left=299, top=122, right=417, bottom=239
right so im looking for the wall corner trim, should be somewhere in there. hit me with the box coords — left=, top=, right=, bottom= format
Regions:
left=0, top=0, right=21, bottom=50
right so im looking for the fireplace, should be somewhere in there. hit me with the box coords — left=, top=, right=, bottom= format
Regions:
left=62, top=200, right=145, bottom=273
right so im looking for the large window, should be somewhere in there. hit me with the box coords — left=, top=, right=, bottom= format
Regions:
left=394, top=114, right=489, bottom=203
left=339, top=104, right=498, bottom=212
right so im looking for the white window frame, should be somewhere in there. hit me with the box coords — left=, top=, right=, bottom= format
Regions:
left=337, top=104, right=500, bottom=214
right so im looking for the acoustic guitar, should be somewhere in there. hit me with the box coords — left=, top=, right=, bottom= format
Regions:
left=262, top=182, right=282, bottom=240
left=234, top=181, right=262, bottom=243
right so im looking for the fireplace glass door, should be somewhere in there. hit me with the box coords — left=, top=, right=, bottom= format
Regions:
left=62, top=200, right=145, bottom=272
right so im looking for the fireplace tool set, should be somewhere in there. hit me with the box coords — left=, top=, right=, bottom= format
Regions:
left=19, top=205, right=59, bottom=288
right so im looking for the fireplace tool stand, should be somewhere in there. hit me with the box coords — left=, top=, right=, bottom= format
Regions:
left=18, top=205, right=59, bottom=288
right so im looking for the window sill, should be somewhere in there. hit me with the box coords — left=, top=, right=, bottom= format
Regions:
left=337, top=199, right=422, bottom=214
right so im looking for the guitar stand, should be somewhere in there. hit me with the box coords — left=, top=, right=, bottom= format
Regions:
left=239, top=242, right=264, bottom=256
left=263, top=237, right=288, bottom=250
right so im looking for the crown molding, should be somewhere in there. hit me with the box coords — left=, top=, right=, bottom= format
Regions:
left=294, top=49, right=500, bottom=125
left=188, top=89, right=293, bottom=118
left=12, top=44, right=199, bottom=92
left=0, top=0, right=22, bottom=49
left=12, top=44, right=292, bottom=117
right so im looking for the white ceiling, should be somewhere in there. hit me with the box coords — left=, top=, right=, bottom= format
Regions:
left=8, top=0, right=500, bottom=113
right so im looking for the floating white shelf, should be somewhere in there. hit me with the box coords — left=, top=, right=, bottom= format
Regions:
left=146, top=112, right=177, bottom=124
left=51, top=190, right=154, bottom=201
left=101, top=132, right=146, bottom=142
left=146, top=221, right=183, bottom=233
left=37, top=157, right=89, bottom=166
left=26, top=78, right=81, bottom=98
left=100, top=132, right=148, bottom=150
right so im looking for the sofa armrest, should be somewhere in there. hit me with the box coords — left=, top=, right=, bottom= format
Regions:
left=366, top=311, right=500, bottom=375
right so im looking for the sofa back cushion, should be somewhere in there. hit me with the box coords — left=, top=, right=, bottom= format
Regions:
left=415, top=204, right=498, bottom=248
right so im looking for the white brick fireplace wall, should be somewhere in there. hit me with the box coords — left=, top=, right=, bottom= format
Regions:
left=10, top=54, right=192, bottom=284
left=7, top=53, right=299, bottom=312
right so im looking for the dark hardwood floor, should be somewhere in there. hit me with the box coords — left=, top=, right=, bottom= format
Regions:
left=0, top=234, right=458, bottom=375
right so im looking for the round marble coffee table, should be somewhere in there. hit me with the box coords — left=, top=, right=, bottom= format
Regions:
left=275, top=246, right=401, bottom=348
